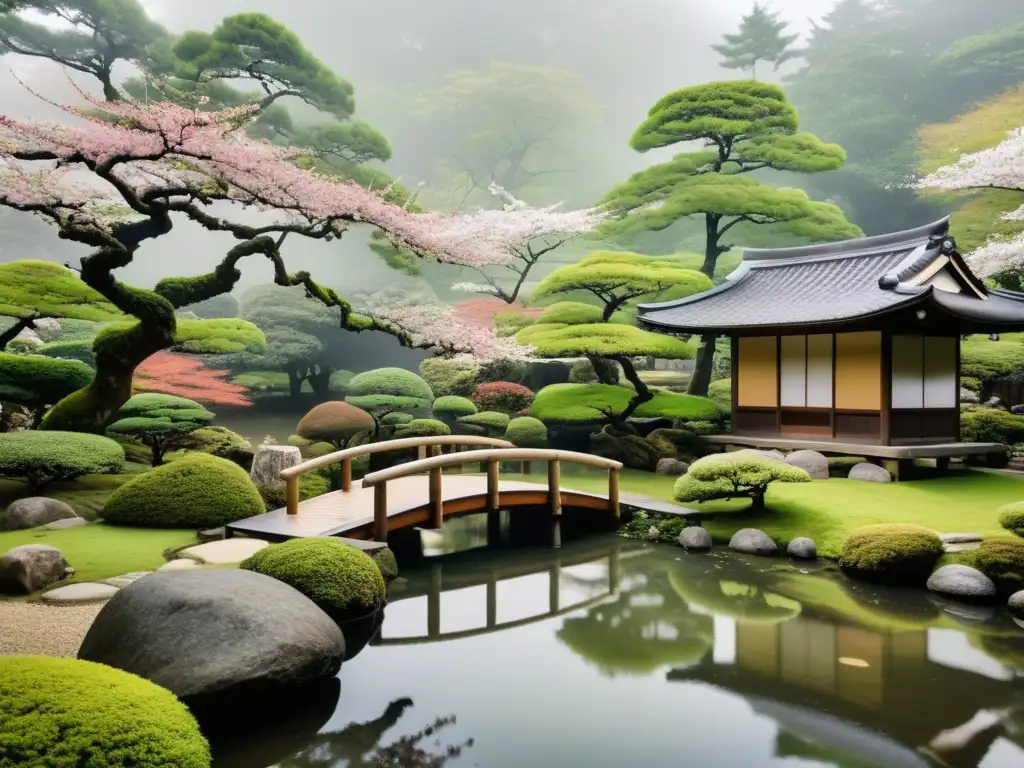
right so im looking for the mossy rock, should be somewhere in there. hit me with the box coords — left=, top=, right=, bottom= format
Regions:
left=0, top=655, right=210, bottom=767
left=241, top=538, right=386, bottom=622
left=371, top=547, right=399, bottom=581
left=969, top=537, right=1024, bottom=594
left=589, top=428, right=659, bottom=471
left=102, top=454, right=265, bottom=528
left=838, top=524, right=944, bottom=585
left=0, top=431, right=125, bottom=491
left=997, top=501, right=1024, bottom=537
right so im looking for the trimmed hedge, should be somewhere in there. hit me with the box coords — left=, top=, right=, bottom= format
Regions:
left=37, top=339, right=96, bottom=367
left=0, top=351, right=94, bottom=406
left=371, top=547, right=399, bottom=581
left=707, top=379, right=732, bottom=409
left=458, top=411, right=511, bottom=435
left=103, top=454, right=264, bottom=528
left=296, top=401, right=374, bottom=448
left=432, top=396, right=478, bottom=418
left=536, top=301, right=606, bottom=326
left=471, top=382, right=533, bottom=413
left=998, top=502, right=1024, bottom=537
left=960, top=335, right=1024, bottom=381
left=345, top=367, right=434, bottom=412
left=241, top=538, right=386, bottom=621
left=0, top=655, right=210, bottom=767
left=960, top=408, right=1024, bottom=444
left=838, top=524, right=944, bottom=584
left=970, top=537, right=1024, bottom=593
left=0, top=431, right=124, bottom=491
left=380, top=412, right=414, bottom=426
left=505, top=416, right=548, bottom=448
left=395, top=418, right=451, bottom=437
left=530, top=383, right=720, bottom=424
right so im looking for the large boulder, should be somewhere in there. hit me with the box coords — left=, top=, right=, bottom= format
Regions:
left=961, top=387, right=979, bottom=404
left=0, top=544, right=70, bottom=594
left=926, top=564, right=997, bottom=603
left=729, top=528, right=778, bottom=556
left=787, top=538, right=818, bottom=560
left=78, top=569, right=345, bottom=704
left=848, top=463, right=892, bottom=483
left=589, top=429, right=659, bottom=471
left=678, top=526, right=712, bottom=552
left=656, top=458, right=690, bottom=476
left=0, top=497, right=78, bottom=531
left=784, top=450, right=829, bottom=480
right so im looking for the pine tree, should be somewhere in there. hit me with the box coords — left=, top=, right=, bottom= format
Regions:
left=712, top=2, right=800, bottom=79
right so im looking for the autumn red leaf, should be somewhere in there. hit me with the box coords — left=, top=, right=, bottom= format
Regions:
left=453, top=298, right=543, bottom=329
left=133, top=352, right=251, bottom=407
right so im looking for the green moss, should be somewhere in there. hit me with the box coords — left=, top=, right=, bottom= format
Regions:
left=458, top=411, right=511, bottom=432
left=0, top=352, right=94, bottom=407
left=172, top=318, right=266, bottom=354
left=432, top=396, right=478, bottom=417
left=969, top=537, right=1024, bottom=593
left=418, top=357, right=479, bottom=398
left=838, top=524, right=944, bottom=585
left=175, top=426, right=253, bottom=467
left=345, top=367, right=434, bottom=413
left=708, top=379, right=732, bottom=409
left=530, top=383, right=719, bottom=424
left=960, top=335, right=1024, bottom=380
left=961, top=408, right=1024, bottom=444
left=536, top=301, right=606, bottom=325
left=36, top=339, right=97, bottom=367
left=493, top=311, right=538, bottom=337
left=0, top=656, right=210, bottom=767
left=380, top=412, right=414, bottom=426
left=674, top=452, right=810, bottom=505
left=0, top=432, right=124, bottom=491
left=0, top=260, right=122, bottom=322
left=998, top=501, right=1024, bottom=537
left=961, top=376, right=982, bottom=393
left=103, top=454, right=264, bottom=528
left=505, top=416, right=548, bottom=448
left=517, top=322, right=696, bottom=359
left=241, top=538, right=386, bottom=620
left=370, top=547, right=399, bottom=581
left=395, top=418, right=451, bottom=438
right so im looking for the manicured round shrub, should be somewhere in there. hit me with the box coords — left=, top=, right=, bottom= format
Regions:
left=971, top=537, right=1024, bottom=593
left=106, top=393, right=215, bottom=466
left=458, top=411, right=511, bottom=436
left=0, top=655, right=210, bottom=767
left=296, top=401, right=374, bottom=449
left=432, top=395, right=478, bottom=418
left=961, top=408, right=1024, bottom=444
left=838, top=524, right=944, bottom=584
left=0, top=431, right=124, bottom=491
left=0, top=351, right=94, bottom=407
left=999, top=502, right=1024, bottom=537
left=345, top=367, right=434, bottom=413
left=241, top=538, right=386, bottom=621
left=536, top=301, right=605, bottom=326
left=505, top=416, right=548, bottom=448
left=419, top=357, right=479, bottom=397
left=103, top=454, right=264, bottom=528
left=176, top=425, right=254, bottom=467
left=471, top=381, right=534, bottom=413
left=673, top=451, right=809, bottom=507
left=395, top=418, right=451, bottom=438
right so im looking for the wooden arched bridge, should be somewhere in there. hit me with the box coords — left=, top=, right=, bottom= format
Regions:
left=226, top=435, right=624, bottom=543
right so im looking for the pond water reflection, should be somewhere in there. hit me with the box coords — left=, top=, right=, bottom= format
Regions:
left=214, top=533, right=1024, bottom=768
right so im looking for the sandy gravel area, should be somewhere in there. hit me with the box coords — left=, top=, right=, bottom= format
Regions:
left=0, top=601, right=103, bottom=657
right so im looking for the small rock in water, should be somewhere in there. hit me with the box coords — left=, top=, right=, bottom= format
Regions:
left=1008, top=591, right=1024, bottom=620
left=729, top=528, right=777, bottom=556
left=678, top=526, right=712, bottom=552
left=786, top=538, right=817, bottom=560
left=926, top=564, right=996, bottom=602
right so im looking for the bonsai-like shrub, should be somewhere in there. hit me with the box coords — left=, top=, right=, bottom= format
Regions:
left=530, top=383, right=720, bottom=425
left=961, top=408, right=1024, bottom=444
left=0, top=431, right=124, bottom=491
left=471, top=381, right=534, bottom=413
left=260, top=472, right=330, bottom=511
left=295, top=401, right=374, bottom=449
left=371, top=547, right=399, bottom=581
left=432, top=395, right=478, bottom=422
left=506, top=416, right=548, bottom=448
left=971, top=537, right=1024, bottom=593
left=241, top=538, right=386, bottom=621
left=419, top=357, right=479, bottom=397
left=458, top=411, right=511, bottom=437
left=176, top=425, right=254, bottom=467
left=380, top=412, right=414, bottom=426
left=673, top=452, right=810, bottom=509
left=395, top=418, right=451, bottom=438
left=0, top=352, right=94, bottom=407
left=0, top=655, right=210, bottom=767
left=103, top=454, right=264, bottom=528
left=345, top=367, right=434, bottom=416
left=838, top=524, right=944, bottom=584
left=106, top=393, right=215, bottom=466
left=998, top=502, right=1024, bottom=537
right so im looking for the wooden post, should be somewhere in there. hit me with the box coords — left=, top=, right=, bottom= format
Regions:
left=417, top=444, right=427, bottom=460
left=341, top=458, right=352, bottom=492
left=373, top=483, right=388, bottom=542
left=285, top=476, right=300, bottom=515
left=486, top=458, right=500, bottom=510
left=608, top=467, right=620, bottom=520
left=548, top=460, right=561, bottom=517
left=429, top=467, right=443, bottom=529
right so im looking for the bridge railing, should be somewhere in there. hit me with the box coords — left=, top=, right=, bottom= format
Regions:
left=279, top=435, right=514, bottom=514
left=360, top=448, right=623, bottom=542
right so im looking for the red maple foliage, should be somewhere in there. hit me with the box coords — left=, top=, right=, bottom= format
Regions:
left=471, top=382, right=534, bottom=413
left=133, top=352, right=252, bottom=407
left=452, top=298, right=543, bottom=329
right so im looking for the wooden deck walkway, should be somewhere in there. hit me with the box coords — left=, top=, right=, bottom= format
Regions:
left=226, top=474, right=611, bottom=542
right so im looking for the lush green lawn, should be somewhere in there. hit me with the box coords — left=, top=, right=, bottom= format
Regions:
left=0, top=523, right=197, bottom=588
left=0, top=468, right=148, bottom=520
left=496, top=468, right=1024, bottom=558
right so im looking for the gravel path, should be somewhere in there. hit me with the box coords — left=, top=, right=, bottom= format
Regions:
left=0, top=601, right=103, bottom=657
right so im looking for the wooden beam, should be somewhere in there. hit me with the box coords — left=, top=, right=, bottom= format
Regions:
left=486, top=458, right=500, bottom=510
left=548, top=460, right=561, bottom=517
left=608, top=467, right=620, bottom=520
left=429, top=467, right=443, bottom=529
left=373, top=483, right=388, bottom=541
left=341, top=458, right=352, bottom=492
left=285, top=476, right=300, bottom=515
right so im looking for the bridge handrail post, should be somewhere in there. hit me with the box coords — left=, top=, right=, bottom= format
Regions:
left=548, top=459, right=561, bottom=517
left=429, top=466, right=443, bottom=528
left=608, top=467, right=620, bottom=520
left=341, top=458, right=352, bottom=492
left=373, top=483, right=388, bottom=541
left=285, top=476, right=300, bottom=516
left=486, top=458, right=500, bottom=510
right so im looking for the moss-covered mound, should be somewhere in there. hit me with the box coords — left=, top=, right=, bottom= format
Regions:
left=395, top=418, right=451, bottom=438
left=103, top=454, right=264, bottom=528
left=0, top=655, right=210, bottom=767
left=0, top=352, right=94, bottom=407
left=838, top=524, right=944, bottom=584
left=345, top=367, right=434, bottom=412
left=432, top=396, right=477, bottom=418
left=970, top=537, right=1024, bottom=593
left=176, top=426, right=254, bottom=467
left=458, top=411, right=511, bottom=435
left=505, top=416, right=548, bottom=448
left=0, top=431, right=125, bottom=491
left=241, top=538, right=386, bottom=621
left=296, top=401, right=373, bottom=447
left=961, top=408, right=1024, bottom=444
left=419, top=357, right=479, bottom=398
left=371, top=547, right=399, bottom=581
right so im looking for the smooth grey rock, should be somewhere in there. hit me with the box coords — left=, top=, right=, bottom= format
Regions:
left=78, top=569, right=345, bottom=701
left=656, top=458, right=689, bottom=476
left=943, top=542, right=982, bottom=554
left=960, top=387, right=979, bottom=404
left=941, top=533, right=984, bottom=544
left=198, top=527, right=226, bottom=543
left=45, top=517, right=89, bottom=530
left=0, top=497, right=77, bottom=531
left=42, top=582, right=119, bottom=603
left=1008, top=591, right=1024, bottom=620
left=847, top=463, right=892, bottom=483
left=678, top=526, right=712, bottom=551
left=983, top=396, right=1005, bottom=410
left=0, top=544, right=70, bottom=594
left=787, top=537, right=817, bottom=560
left=179, top=538, right=267, bottom=565
left=926, top=564, right=996, bottom=602
left=729, top=528, right=778, bottom=556
left=785, top=450, right=829, bottom=480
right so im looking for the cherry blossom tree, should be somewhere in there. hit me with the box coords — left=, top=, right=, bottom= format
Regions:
left=0, top=86, right=601, bottom=431
left=918, top=127, right=1024, bottom=280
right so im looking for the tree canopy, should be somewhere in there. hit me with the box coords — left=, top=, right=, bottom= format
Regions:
left=711, top=2, right=800, bottom=79
left=106, top=392, right=214, bottom=465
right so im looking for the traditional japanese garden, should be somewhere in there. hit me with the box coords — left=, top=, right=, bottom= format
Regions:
left=1, top=0, right=1024, bottom=766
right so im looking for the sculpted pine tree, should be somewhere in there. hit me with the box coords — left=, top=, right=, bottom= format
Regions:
left=601, top=81, right=861, bottom=395
left=712, top=2, right=801, bottom=80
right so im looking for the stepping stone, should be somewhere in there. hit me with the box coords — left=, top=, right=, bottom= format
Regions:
left=41, top=582, right=119, bottom=603
left=178, top=538, right=268, bottom=565
left=44, top=518, right=89, bottom=531
left=944, top=542, right=982, bottom=554
left=158, top=558, right=203, bottom=572
left=941, top=533, right=984, bottom=544
left=102, top=571, right=152, bottom=588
